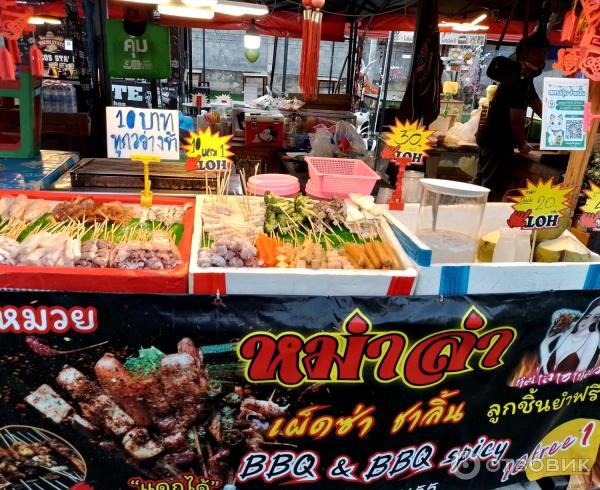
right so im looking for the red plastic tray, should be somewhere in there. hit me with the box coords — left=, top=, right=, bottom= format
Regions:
left=0, top=190, right=194, bottom=293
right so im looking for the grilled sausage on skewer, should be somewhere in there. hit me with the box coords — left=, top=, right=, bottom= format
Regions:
left=94, top=354, right=153, bottom=427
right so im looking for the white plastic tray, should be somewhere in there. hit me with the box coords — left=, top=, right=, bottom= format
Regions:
left=189, top=196, right=418, bottom=296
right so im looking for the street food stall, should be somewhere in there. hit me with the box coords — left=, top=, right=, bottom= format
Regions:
left=1, top=1, right=600, bottom=490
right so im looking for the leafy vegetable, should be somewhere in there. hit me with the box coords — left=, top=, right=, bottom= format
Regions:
left=17, top=213, right=56, bottom=242
left=124, top=346, right=165, bottom=375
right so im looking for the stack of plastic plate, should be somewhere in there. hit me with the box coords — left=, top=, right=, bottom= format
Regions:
left=247, top=174, right=301, bottom=197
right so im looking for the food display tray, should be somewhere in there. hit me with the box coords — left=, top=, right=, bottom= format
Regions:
left=189, top=196, right=417, bottom=296
left=0, top=190, right=195, bottom=293
left=387, top=203, right=600, bottom=296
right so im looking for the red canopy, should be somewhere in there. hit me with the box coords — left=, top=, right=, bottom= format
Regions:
left=361, top=14, right=564, bottom=45
left=158, top=11, right=346, bottom=42
left=27, top=0, right=563, bottom=46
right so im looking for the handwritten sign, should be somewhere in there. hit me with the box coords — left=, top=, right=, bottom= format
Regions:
left=507, top=179, right=574, bottom=230
left=541, top=77, right=589, bottom=151
left=184, top=128, right=233, bottom=172
left=579, top=181, right=600, bottom=230
left=382, top=119, right=435, bottom=165
left=106, top=107, right=179, bottom=160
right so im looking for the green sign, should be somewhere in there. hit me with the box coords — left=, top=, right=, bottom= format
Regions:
left=106, top=19, right=171, bottom=79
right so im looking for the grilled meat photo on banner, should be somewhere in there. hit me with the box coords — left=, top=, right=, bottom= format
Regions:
left=0, top=291, right=600, bottom=489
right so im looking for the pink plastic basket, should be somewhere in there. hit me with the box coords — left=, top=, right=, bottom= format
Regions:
left=304, top=157, right=380, bottom=197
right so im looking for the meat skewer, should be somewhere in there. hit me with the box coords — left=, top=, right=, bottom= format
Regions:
left=94, top=353, right=153, bottom=427
left=159, top=353, right=207, bottom=429
left=57, top=367, right=135, bottom=437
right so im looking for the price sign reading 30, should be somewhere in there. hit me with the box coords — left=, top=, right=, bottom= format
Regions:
left=382, top=119, right=435, bottom=165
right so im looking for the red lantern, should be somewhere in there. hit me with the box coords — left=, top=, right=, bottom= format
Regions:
left=312, top=0, right=325, bottom=8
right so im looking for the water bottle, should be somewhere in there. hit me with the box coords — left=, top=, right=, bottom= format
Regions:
left=47, top=83, right=57, bottom=112
left=58, top=84, right=68, bottom=113
left=42, top=83, right=50, bottom=112
left=68, top=85, right=78, bottom=113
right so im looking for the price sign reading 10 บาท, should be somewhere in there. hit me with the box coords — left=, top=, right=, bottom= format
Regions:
left=184, top=128, right=234, bottom=172
left=507, top=179, right=575, bottom=230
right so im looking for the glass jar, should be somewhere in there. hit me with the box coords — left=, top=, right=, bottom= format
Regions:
left=416, top=179, right=490, bottom=264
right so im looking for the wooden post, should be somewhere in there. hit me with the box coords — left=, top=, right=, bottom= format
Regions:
left=565, top=81, right=600, bottom=208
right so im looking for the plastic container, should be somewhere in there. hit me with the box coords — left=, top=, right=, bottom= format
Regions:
left=416, top=179, right=490, bottom=264
left=402, top=170, right=424, bottom=203
left=492, top=228, right=532, bottom=263
left=305, top=179, right=333, bottom=200
left=305, top=157, right=380, bottom=197
left=247, top=174, right=300, bottom=197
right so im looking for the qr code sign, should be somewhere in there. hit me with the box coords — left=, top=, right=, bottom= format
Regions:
left=565, top=119, right=583, bottom=141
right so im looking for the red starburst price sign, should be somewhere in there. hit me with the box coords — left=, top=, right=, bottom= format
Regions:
left=381, top=119, right=435, bottom=165
left=579, top=181, right=600, bottom=231
left=184, top=128, right=233, bottom=173
left=508, top=179, right=575, bottom=230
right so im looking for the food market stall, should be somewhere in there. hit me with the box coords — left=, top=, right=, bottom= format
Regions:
left=1, top=1, right=600, bottom=490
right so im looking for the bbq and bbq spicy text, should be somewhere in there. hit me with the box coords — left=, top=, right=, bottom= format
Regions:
left=237, top=434, right=510, bottom=484
left=238, top=308, right=516, bottom=388
left=0, top=305, right=97, bottom=333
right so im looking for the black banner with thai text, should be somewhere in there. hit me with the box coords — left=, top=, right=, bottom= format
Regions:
left=0, top=291, right=599, bottom=490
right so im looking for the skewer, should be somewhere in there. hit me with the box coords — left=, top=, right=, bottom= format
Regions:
left=34, top=429, right=50, bottom=441
left=19, top=480, right=34, bottom=490
left=192, top=426, right=209, bottom=476
left=16, top=431, right=38, bottom=443
left=0, top=431, right=11, bottom=448
left=4, top=430, right=21, bottom=444
left=40, top=477, right=67, bottom=490
left=205, top=438, right=214, bottom=459
left=39, top=466, right=81, bottom=482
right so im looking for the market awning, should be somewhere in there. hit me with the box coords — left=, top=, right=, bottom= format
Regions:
left=158, top=11, right=347, bottom=42
left=26, top=0, right=568, bottom=44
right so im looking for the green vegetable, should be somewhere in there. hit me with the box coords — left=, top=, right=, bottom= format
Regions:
left=18, top=213, right=56, bottom=242
left=124, top=346, right=165, bottom=376
left=168, top=223, right=185, bottom=245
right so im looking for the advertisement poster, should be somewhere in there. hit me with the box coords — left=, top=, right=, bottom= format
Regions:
left=0, top=291, right=599, bottom=489
left=37, top=24, right=77, bottom=79
left=541, top=77, right=589, bottom=151
left=106, top=106, right=179, bottom=160
left=106, top=20, right=171, bottom=80
left=111, top=79, right=178, bottom=109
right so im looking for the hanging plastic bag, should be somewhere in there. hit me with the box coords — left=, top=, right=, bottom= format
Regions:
left=444, top=108, right=481, bottom=148
left=308, top=126, right=336, bottom=157
left=334, top=120, right=367, bottom=156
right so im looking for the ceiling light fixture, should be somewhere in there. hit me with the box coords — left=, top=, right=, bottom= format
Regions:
left=439, top=13, right=489, bottom=32
left=157, top=4, right=215, bottom=19
left=214, top=0, right=269, bottom=17
left=120, top=0, right=170, bottom=5
left=244, top=25, right=261, bottom=49
left=180, top=0, right=218, bottom=7
left=28, top=16, right=62, bottom=25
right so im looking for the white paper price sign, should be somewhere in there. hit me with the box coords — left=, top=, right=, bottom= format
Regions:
left=106, top=106, right=180, bottom=160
